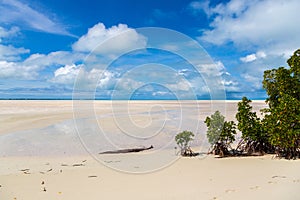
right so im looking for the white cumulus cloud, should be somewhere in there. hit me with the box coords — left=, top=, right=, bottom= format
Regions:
left=198, top=61, right=226, bottom=76
left=0, top=60, right=38, bottom=79
left=0, top=44, right=29, bottom=61
left=52, top=64, right=120, bottom=91
left=240, top=54, right=257, bottom=63
left=196, top=0, right=300, bottom=57
left=0, top=26, right=19, bottom=42
left=52, top=64, right=80, bottom=85
left=240, top=51, right=266, bottom=63
left=24, top=51, right=84, bottom=68
left=72, top=23, right=147, bottom=55
left=0, top=26, right=29, bottom=61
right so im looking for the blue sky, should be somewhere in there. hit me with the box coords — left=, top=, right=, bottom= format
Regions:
left=0, top=0, right=299, bottom=99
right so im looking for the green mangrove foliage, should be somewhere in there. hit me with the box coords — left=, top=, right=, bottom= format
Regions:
left=204, top=49, right=300, bottom=159
left=236, top=97, right=272, bottom=155
left=262, top=49, right=300, bottom=159
left=205, top=111, right=236, bottom=157
left=175, top=130, right=198, bottom=156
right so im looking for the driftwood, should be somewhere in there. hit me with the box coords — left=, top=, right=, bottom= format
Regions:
left=99, top=145, right=153, bottom=154
left=73, top=164, right=85, bottom=167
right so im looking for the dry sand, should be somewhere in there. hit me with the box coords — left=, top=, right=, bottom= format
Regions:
left=0, top=100, right=299, bottom=200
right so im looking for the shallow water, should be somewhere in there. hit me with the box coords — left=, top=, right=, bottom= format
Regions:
left=0, top=116, right=209, bottom=157
left=1, top=100, right=260, bottom=157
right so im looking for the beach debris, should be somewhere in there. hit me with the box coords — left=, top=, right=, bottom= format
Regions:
left=99, top=145, right=153, bottom=154
left=250, top=186, right=260, bottom=190
left=268, top=181, right=277, bottom=184
left=73, top=163, right=84, bottom=167
left=58, top=191, right=62, bottom=195
left=272, top=175, right=286, bottom=179
left=82, top=160, right=87, bottom=163
left=41, top=181, right=45, bottom=185
left=88, top=175, right=97, bottom=178
left=61, top=164, right=68, bottom=166
left=47, top=168, right=53, bottom=172
left=20, top=169, right=30, bottom=174
left=43, top=187, right=46, bottom=192
left=40, top=172, right=45, bottom=174
left=60, top=169, right=63, bottom=173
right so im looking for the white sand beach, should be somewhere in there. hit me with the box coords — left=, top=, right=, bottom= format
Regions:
left=0, top=100, right=299, bottom=200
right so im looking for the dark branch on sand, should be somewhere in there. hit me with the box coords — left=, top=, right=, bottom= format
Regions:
left=99, top=145, right=153, bottom=154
